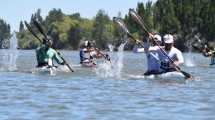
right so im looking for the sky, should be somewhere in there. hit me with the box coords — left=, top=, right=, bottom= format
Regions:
left=0, top=0, right=156, bottom=31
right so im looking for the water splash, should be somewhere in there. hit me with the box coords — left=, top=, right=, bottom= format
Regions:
left=96, top=42, right=126, bottom=79
left=108, top=44, right=114, bottom=52
left=185, top=56, right=195, bottom=67
left=184, top=37, right=196, bottom=67
left=0, top=33, right=19, bottom=71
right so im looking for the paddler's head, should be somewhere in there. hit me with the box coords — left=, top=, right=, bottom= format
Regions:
left=43, top=36, right=52, bottom=44
left=45, top=36, right=53, bottom=47
left=85, top=41, right=92, bottom=49
left=153, top=34, right=162, bottom=46
left=47, top=39, right=53, bottom=47
left=163, top=34, right=174, bottom=51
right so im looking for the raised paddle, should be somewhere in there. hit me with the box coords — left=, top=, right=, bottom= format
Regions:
left=113, top=17, right=143, bottom=47
left=129, top=9, right=192, bottom=79
left=25, top=20, right=74, bottom=72
left=32, top=20, right=47, bottom=39
left=24, top=21, right=43, bottom=43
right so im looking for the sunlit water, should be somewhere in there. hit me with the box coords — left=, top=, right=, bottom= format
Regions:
left=0, top=50, right=214, bottom=120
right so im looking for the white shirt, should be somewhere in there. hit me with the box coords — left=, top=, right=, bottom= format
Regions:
left=164, top=47, right=184, bottom=64
left=144, top=40, right=184, bottom=72
left=159, top=47, right=184, bottom=71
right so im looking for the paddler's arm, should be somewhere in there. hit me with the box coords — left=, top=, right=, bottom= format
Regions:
left=174, top=52, right=184, bottom=66
left=143, top=33, right=157, bottom=53
left=53, top=50, right=65, bottom=65
left=143, top=34, right=151, bottom=53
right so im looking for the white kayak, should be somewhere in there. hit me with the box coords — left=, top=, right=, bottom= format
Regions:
left=145, top=71, right=185, bottom=80
left=129, top=71, right=186, bottom=81
left=32, top=65, right=70, bottom=75
left=81, top=62, right=96, bottom=68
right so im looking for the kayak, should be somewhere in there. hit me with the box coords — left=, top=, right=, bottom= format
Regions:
left=32, top=65, right=70, bottom=75
left=145, top=71, right=185, bottom=80
left=129, top=71, right=186, bottom=81
left=81, top=61, right=96, bottom=68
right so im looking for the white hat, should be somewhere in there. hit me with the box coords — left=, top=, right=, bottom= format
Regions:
left=85, top=41, right=89, bottom=47
left=153, top=34, right=161, bottom=41
left=163, top=34, right=174, bottom=43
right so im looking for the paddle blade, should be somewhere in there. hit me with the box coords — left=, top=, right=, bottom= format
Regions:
left=33, top=20, right=47, bottom=38
left=113, top=17, right=143, bottom=45
left=180, top=70, right=193, bottom=79
left=24, top=21, right=42, bottom=43
left=113, top=17, right=130, bottom=35
left=129, top=9, right=149, bottom=34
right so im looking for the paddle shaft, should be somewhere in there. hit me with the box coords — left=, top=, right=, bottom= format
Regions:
left=113, top=17, right=144, bottom=47
left=24, top=21, right=43, bottom=43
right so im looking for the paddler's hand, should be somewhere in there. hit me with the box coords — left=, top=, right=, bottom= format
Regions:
left=148, top=33, right=154, bottom=40
left=105, top=54, right=111, bottom=61
left=135, top=39, right=142, bottom=44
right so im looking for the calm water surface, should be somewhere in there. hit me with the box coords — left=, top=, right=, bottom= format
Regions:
left=0, top=50, right=214, bottom=120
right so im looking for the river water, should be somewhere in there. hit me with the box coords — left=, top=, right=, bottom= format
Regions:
left=0, top=50, right=214, bottom=120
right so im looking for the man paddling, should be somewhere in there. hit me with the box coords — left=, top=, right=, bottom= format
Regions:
left=80, top=41, right=110, bottom=66
left=36, top=38, right=49, bottom=67
left=159, top=34, right=184, bottom=73
left=36, top=36, right=65, bottom=68
left=192, top=40, right=215, bottom=65
left=144, top=34, right=184, bottom=74
left=79, top=41, right=95, bottom=65
left=143, top=33, right=163, bottom=75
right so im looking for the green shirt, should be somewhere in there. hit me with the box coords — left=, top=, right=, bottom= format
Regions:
left=36, top=45, right=64, bottom=65
left=46, top=48, right=64, bottom=64
left=36, top=44, right=47, bottom=64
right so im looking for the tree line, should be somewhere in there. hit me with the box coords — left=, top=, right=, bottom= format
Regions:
left=1, top=0, right=215, bottom=51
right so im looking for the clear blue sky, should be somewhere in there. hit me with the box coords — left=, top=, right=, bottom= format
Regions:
left=0, top=0, right=156, bottom=31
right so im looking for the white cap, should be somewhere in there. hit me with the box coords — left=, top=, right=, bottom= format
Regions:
left=163, top=34, right=174, bottom=43
left=85, top=41, right=89, bottom=47
left=153, top=34, right=161, bottom=41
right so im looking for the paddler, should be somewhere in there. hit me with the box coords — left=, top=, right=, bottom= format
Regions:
left=36, top=36, right=65, bottom=68
left=143, top=33, right=163, bottom=75
left=79, top=41, right=95, bottom=65
left=192, top=42, right=215, bottom=65
left=79, top=41, right=110, bottom=65
left=144, top=34, right=184, bottom=74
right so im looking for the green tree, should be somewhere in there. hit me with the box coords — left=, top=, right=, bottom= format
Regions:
left=19, top=21, right=24, bottom=32
left=68, top=25, right=81, bottom=50
left=154, top=0, right=180, bottom=34
left=92, top=10, right=112, bottom=49
left=0, top=19, right=11, bottom=48
left=45, top=8, right=64, bottom=27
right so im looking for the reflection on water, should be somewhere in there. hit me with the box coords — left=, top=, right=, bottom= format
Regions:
left=0, top=51, right=214, bottom=120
